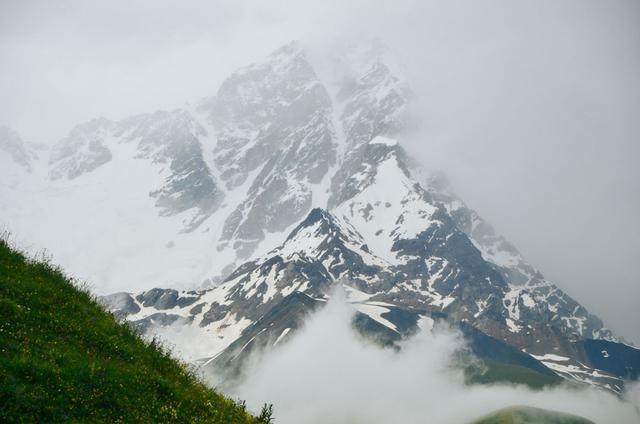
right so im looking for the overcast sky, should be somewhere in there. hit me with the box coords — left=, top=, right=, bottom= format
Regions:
left=1, top=0, right=638, bottom=343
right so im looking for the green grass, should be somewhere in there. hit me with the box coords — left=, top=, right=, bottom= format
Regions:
left=0, top=237, right=271, bottom=423
left=472, top=405, right=593, bottom=424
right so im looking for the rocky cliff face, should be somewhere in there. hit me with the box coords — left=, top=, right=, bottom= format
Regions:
left=199, top=42, right=338, bottom=259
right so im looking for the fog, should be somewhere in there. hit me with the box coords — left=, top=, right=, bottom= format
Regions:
left=145, top=323, right=230, bottom=364
left=1, top=0, right=638, bottom=347
left=213, top=291, right=639, bottom=423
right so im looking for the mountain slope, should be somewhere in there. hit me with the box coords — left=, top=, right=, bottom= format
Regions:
left=100, top=207, right=562, bottom=388
left=0, top=237, right=266, bottom=423
left=1, top=112, right=228, bottom=293
left=0, top=43, right=343, bottom=292
left=0, top=126, right=39, bottom=199
left=0, top=125, right=33, bottom=173
left=199, top=42, right=338, bottom=261
left=425, top=173, right=614, bottom=343
left=472, top=406, right=594, bottom=424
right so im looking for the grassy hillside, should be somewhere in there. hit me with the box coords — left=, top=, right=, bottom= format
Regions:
left=0, top=237, right=270, bottom=423
left=472, top=405, right=594, bottom=424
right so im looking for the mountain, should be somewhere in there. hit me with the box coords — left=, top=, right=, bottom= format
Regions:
left=198, top=42, right=338, bottom=262
left=0, top=41, right=411, bottom=292
left=2, top=41, right=638, bottom=395
left=0, top=125, right=40, bottom=194
left=0, top=126, right=34, bottom=173
left=48, top=112, right=223, bottom=230
left=472, top=406, right=594, bottom=424
left=103, top=207, right=637, bottom=392
left=1, top=112, right=229, bottom=292
left=0, top=237, right=270, bottom=423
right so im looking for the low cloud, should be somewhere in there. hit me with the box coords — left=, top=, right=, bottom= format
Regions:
left=209, top=292, right=640, bottom=423
left=145, top=322, right=229, bottom=364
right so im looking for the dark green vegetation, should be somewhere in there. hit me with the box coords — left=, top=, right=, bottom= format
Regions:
left=459, top=323, right=563, bottom=390
left=472, top=406, right=594, bottom=424
left=0, top=238, right=271, bottom=423
left=465, top=360, right=562, bottom=389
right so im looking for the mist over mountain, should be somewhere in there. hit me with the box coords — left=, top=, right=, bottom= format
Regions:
left=230, top=292, right=639, bottom=423
left=2, top=0, right=638, bottom=345
left=1, top=1, right=639, bottom=422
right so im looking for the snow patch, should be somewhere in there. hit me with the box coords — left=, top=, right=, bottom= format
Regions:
left=369, top=135, right=397, bottom=146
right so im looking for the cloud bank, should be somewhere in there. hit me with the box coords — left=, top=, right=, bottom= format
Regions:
left=221, top=293, right=640, bottom=423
